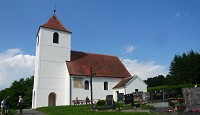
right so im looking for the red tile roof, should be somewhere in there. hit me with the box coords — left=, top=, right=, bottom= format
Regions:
left=66, top=51, right=131, bottom=78
left=41, top=15, right=71, bottom=33
left=113, top=77, right=133, bottom=89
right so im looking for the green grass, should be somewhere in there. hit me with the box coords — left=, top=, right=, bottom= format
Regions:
left=0, top=109, right=17, bottom=115
left=9, top=109, right=17, bottom=115
left=37, top=105, right=157, bottom=115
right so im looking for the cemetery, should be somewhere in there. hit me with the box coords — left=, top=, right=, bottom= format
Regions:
left=83, top=86, right=200, bottom=114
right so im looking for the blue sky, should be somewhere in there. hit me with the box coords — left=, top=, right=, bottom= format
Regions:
left=0, top=0, right=200, bottom=90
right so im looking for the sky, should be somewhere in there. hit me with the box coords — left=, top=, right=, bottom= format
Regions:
left=0, top=0, right=200, bottom=90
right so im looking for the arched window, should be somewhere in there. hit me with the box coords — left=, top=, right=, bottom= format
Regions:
left=84, top=80, right=89, bottom=90
left=48, top=92, right=56, bottom=106
left=53, top=32, right=59, bottom=44
left=104, top=81, right=108, bottom=90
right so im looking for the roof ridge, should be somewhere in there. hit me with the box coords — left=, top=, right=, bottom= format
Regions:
left=71, top=50, right=118, bottom=58
left=124, top=76, right=133, bottom=79
left=41, top=15, right=71, bottom=33
left=53, top=15, right=70, bottom=32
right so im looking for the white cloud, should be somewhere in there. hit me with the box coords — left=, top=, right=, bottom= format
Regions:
left=0, top=48, right=22, bottom=60
left=125, top=45, right=136, bottom=53
left=176, top=11, right=180, bottom=18
left=121, top=58, right=168, bottom=80
left=175, top=11, right=190, bottom=18
left=0, top=48, right=35, bottom=90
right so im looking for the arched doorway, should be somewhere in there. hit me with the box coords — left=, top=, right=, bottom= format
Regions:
left=48, top=92, right=56, bottom=106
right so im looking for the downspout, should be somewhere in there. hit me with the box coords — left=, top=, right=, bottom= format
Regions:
left=124, top=86, right=126, bottom=95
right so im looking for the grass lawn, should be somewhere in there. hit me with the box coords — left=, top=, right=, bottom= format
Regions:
left=0, top=109, right=16, bottom=115
left=10, top=109, right=17, bottom=115
left=37, top=105, right=157, bottom=115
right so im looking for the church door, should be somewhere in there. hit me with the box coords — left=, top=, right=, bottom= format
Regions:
left=48, top=92, right=56, bottom=106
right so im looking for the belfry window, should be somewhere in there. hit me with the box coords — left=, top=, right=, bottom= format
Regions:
left=104, top=81, right=108, bottom=90
left=53, top=32, right=59, bottom=44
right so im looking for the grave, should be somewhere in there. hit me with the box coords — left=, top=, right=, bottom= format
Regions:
left=117, top=93, right=124, bottom=101
left=106, top=95, right=114, bottom=109
left=124, top=94, right=134, bottom=105
left=182, top=87, right=200, bottom=110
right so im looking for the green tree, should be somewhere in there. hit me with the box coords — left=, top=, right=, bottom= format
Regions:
left=169, top=50, right=200, bottom=85
left=0, top=76, right=34, bottom=109
left=144, top=75, right=166, bottom=87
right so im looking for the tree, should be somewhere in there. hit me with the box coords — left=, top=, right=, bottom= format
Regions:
left=0, top=76, right=34, bottom=109
left=144, top=75, right=166, bottom=87
left=169, top=50, right=200, bottom=85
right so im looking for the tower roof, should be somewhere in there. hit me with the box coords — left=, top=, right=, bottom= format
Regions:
left=41, top=15, right=71, bottom=33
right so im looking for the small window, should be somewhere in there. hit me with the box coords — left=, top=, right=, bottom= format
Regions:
left=53, top=32, right=59, bottom=44
left=84, top=80, right=89, bottom=90
left=135, top=89, right=138, bottom=92
left=104, top=81, right=108, bottom=90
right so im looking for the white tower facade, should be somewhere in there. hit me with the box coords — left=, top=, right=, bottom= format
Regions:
left=32, top=15, right=71, bottom=109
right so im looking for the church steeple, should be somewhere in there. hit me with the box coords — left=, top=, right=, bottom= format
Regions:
left=41, top=15, right=71, bottom=33
left=32, top=14, right=71, bottom=109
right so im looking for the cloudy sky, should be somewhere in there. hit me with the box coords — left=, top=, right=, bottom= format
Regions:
left=0, top=0, right=200, bottom=90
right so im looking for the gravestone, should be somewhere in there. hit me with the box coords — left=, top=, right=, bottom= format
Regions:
left=117, top=93, right=124, bottom=101
left=182, top=87, right=200, bottom=110
left=142, top=92, right=150, bottom=103
left=124, top=94, right=134, bottom=105
left=106, top=95, right=114, bottom=108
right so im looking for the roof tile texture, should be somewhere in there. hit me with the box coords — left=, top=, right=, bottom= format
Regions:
left=66, top=51, right=131, bottom=78
left=113, top=77, right=133, bottom=88
left=41, top=15, right=71, bottom=33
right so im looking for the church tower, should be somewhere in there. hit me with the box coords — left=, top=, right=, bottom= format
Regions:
left=32, top=15, right=71, bottom=108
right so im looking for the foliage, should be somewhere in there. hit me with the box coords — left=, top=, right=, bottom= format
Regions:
left=0, top=109, right=16, bottom=115
left=122, top=104, right=133, bottom=110
left=169, top=101, right=175, bottom=107
left=97, top=100, right=106, bottom=106
left=147, top=84, right=200, bottom=92
left=141, top=104, right=155, bottom=110
left=0, top=76, right=34, bottom=109
left=144, top=75, right=166, bottom=87
left=147, top=84, right=200, bottom=101
left=144, top=50, right=200, bottom=87
left=169, top=50, right=200, bottom=85
left=115, top=101, right=124, bottom=109
left=37, top=105, right=156, bottom=115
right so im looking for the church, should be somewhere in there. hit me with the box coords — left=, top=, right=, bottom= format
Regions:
left=32, top=14, right=147, bottom=109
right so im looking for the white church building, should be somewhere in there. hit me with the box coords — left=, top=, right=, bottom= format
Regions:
left=32, top=14, right=147, bottom=109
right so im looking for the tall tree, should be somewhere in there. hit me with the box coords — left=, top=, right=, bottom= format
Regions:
left=169, top=50, right=200, bottom=85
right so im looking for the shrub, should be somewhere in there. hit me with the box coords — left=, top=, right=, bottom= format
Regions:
left=169, top=101, right=175, bottom=107
left=115, top=101, right=124, bottom=109
left=123, top=104, right=133, bottom=110
left=141, top=104, right=155, bottom=110
left=97, top=100, right=106, bottom=106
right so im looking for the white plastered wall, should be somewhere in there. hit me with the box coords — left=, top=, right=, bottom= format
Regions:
left=71, top=76, right=122, bottom=103
left=126, top=76, right=147, bottom=93
left=32, top=27, right=71, bottom=108
left=113, top=88, right=126, bottom=101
